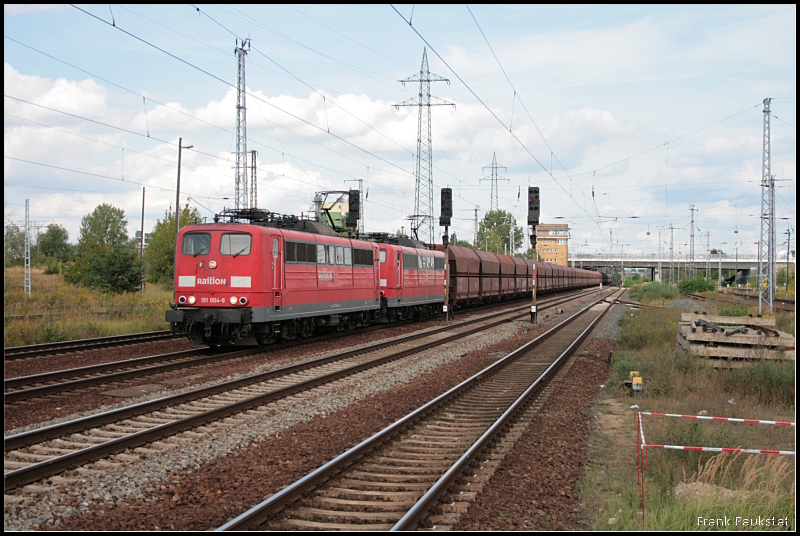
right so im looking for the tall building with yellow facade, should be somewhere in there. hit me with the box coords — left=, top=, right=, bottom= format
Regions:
left=536, top=223, right=569, bottom=265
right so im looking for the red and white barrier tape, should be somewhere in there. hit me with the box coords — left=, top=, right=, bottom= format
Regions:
left=640, top=411, right=794, bottom=427
left=646, top=444, right=794, bottom=456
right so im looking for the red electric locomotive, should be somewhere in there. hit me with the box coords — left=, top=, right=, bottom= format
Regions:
left=378, top=243, right=446, bottom=321
left=167, top=212, right=382, bottom=345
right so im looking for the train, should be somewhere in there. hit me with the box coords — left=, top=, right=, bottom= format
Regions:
left=165, top=210, right=611, bottom=346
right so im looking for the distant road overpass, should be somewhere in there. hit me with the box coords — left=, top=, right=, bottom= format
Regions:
left=567, top=253, right=795, bottom=283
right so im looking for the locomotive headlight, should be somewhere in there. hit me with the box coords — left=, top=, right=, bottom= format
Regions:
left=178, top=296, right=186, bottom=304
left=239, top=296, right=248, bottom=305
left=230, top=296, right=237, bottom=304
left=209, top=260, right=217, bottom=269
left=188, top=296, right=196, bottom=305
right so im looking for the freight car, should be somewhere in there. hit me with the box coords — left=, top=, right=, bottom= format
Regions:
left=166, top=210, right=604, bottom=346
left=443, top=245, right=603, bottom=308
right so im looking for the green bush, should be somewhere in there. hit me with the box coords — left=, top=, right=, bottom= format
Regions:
left=43, top=256, right=60, bottom=275
left=678, top=277, right=715, bottom=293
left=629, top=282, right=679, bottom=303
left=85, top=245, right=144, bottom=293
left=717, top=303, right=749, bottom=316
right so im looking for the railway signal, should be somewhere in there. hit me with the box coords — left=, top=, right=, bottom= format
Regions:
left=527, top=187, right=540, bottom=225
left=528, top=186, right=540, bottom=324
left=347, top=190, right=360, bottom=228
left=440, top=187, right=453, bottom=319
left=439, top=187, right=452, bottom=226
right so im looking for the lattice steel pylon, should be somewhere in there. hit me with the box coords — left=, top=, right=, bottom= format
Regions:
left=235, top=38, right=250, bottom=211
left=395, top=48, right=453, bottom=245
left=250, top=150, right=257, bottom=209
left=758, top=97, right=775, bottom=313
left=689, top=205, right=697, bottom=278
left=481, top=152, right=508, bottom=212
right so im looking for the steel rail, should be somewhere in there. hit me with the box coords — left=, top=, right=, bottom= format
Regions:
left=392, top=290, right=622, bottom=530
left=3, top=290, right=595, bottom=491
left=216, top=288, right=620, bottom=530
left=4, top=331, right=176, bottom=359
left=4, top=347, right=234, bottom=402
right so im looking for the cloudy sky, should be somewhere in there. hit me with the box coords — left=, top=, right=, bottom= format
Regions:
left=4, top=4, right=796, bottom=258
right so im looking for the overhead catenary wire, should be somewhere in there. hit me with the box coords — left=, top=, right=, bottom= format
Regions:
left=69, top=4, right=414, bottom=180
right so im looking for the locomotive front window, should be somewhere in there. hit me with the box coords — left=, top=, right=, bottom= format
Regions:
left=220, top=234, right=251, bottom=256
left=182, top=233, right=211, bottom=256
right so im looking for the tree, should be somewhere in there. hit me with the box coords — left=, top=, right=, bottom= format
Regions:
left=522, top=247, right=542, bottom=262
left=476, top=210, right=524, bottom=254
left=4, top=222, right=25, bottom=267
left=776, top=267, right=794, bottom=289
left=449, top=232, right=472, bottom=248
left=144, top=204, right=201, bottom=284
left=86, top=241, right=144, bottom=293
left=64, top=204, right=143, bottom=292
left=38, top=224, right=72, bottom=262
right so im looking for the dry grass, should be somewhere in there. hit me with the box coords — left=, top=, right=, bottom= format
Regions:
left=579, top=289, right=795, bottom=531
left=4, top=266, right=172, bottom=346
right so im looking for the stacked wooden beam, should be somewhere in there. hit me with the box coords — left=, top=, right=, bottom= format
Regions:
left=676, top=313, right=795, bottom=368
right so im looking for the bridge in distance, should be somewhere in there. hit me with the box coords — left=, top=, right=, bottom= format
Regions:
left=568, top=252, right=795, bottom=283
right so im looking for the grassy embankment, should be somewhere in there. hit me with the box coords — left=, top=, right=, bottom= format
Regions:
left=579, top=281, right=795, bottom=530
left=4, top=266, right=173, bottom=347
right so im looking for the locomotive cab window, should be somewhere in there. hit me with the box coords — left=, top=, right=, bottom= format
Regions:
left=182, top=233, right=211, bottom=256
left=220, top=233, right=251, bottom=256
left=379, top=250, right=387, bottom=264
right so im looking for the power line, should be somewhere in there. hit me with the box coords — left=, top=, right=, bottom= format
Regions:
left=392, top=5, right=603, bottom=233
left=70, top=4, right=413, bottom=179
left=190, top=6, right=416, bottom=159
left=4, top=111, right=224, bottom=176
left=555, top=104, right=764, bottom=180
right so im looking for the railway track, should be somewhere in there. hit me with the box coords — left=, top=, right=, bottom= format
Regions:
left=3, top=287, right=604, bottom=492
left=4, top=288, right=600, bottom=406
left=3, top=347, right=244, bottom=403
left=218, top=287, right=623, bottom=530
left=4, top=331, right=177, bottom=360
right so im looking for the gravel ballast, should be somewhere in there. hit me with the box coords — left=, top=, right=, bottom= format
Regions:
left=3, top=289, right=613, bottom=530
